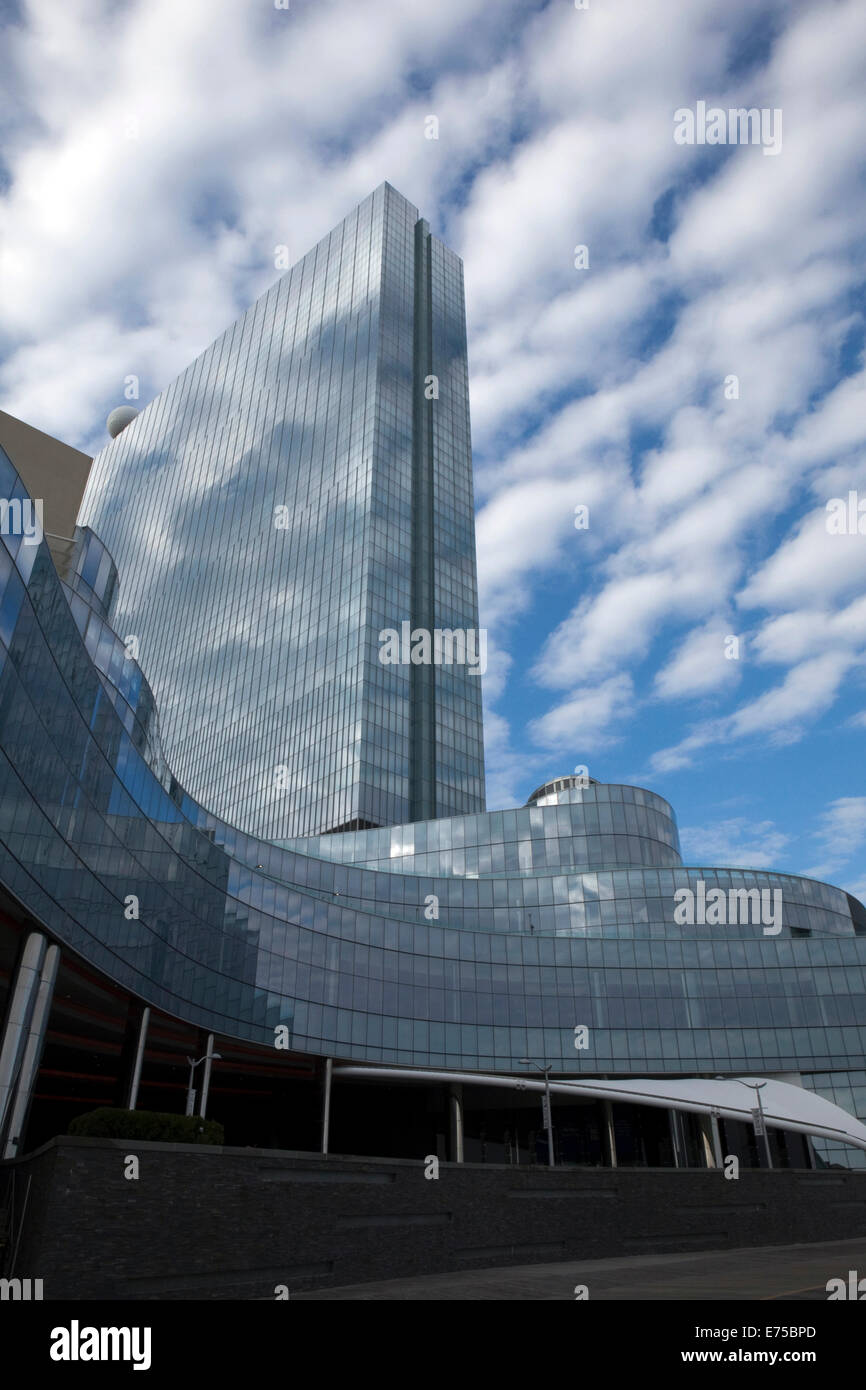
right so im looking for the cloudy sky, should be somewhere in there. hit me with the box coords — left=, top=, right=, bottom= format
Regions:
left=1, top=0, right=865, bottom=895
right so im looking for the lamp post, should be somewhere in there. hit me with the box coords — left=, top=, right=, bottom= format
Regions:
left=733, top=1079, right=773, bottom=1169
left=520, top=1058, right=555, bottom=1168
left=185, top=1052, right=221, bottom=1119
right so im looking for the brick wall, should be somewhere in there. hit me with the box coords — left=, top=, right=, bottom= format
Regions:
left=3, top=1137, right=865, bottom=1299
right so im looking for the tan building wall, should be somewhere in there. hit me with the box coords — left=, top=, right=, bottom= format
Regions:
left=0, top=410, right=93, bottom=541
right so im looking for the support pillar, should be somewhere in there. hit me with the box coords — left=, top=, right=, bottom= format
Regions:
left=0, top=932, right=47, bottom=1141
left=3, top=942, right=59, bottom=1158
left=709, top=1111, right=723, bottom=1167
left=125, top=1006, right=150, bottom=1111
left=321, top=1058, right=333, bottom=1156
left=197, top=1033, right=216, bottom=1118
left=668, top=1109, right=682, bottom=1168
left=600, top=1098, right=617, bottom=1168
left=698, top=1112, right=720, bottom=1168
left=449, top=1084, right=464, bottom=1163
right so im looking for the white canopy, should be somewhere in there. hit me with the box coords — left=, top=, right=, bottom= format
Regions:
left=335, top=1065, right=866, bottom=1152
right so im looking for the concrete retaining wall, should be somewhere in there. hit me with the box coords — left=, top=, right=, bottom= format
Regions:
left=3, top=1138, right=866, bottom=1299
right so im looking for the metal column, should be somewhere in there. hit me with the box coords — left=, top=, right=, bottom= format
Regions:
left=197, top=1033, right=216, bottom=1118
left=668, top=1109, right=682, bottom=1168
left=3, top=944, right=60, bottom=1158
left=601, top=1098, right=617, bottom=1168
left=709, top=1110, right=724, bottom=1168
left=449, top=1084, right=464, bottom=1163
left=126, top=1006, right=150, bottom=1110
left=698, top=1112, right=720, bottom=1168
left=321, top=1058, right=333, bottom=1155
left=0, top=932, right=47, bottom=1141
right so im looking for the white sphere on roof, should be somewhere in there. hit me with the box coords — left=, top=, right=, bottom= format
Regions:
left=106, top=406, right=139, bottom=438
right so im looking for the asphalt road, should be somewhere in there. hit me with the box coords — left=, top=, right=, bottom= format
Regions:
left=292, top=1236, right=866, bottom=1300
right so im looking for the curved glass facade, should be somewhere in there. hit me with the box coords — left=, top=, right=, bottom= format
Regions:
left=1, top=442, right=865, bottom=1146
left=277, top=783, right=684, bottom=875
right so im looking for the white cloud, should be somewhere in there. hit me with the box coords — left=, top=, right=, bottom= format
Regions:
left=655, top=621, right=744, bottom=700
left=647, top=651, right=857, bottom=773
left=534, top=573, right=679, bottom=689
left=1, top=0, right=865, bottom=825
left=483, top=708, right=544, bottom=813
left=739, top=508, right=866, bottom=611
left=528, top=673, right=634, bottom=752
left=805, top=797, right=866, bottom=880
left=679, top=818, right=790, bottom=869
left=729, top=651, right=856, bottom=739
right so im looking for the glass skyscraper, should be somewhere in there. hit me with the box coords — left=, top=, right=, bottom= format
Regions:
left=78, top=184, right=486, bottom=841
left=1, top=186, right=865, bottom=1187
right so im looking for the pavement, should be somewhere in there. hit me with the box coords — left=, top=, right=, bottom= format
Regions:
left=291, top=1236, right=866, bottom=1300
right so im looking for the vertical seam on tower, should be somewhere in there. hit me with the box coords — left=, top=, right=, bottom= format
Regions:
left=411, top=218, right=436, bottom=822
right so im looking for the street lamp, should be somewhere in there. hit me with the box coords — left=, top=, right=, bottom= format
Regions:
left=185, top=1052, right=222, bottom=1119
left=519, top=1058, right=555, bottom=1168
left=725, top=1078, right=773, bottom=1169
left=737, top=1080, right=773, bottom=1169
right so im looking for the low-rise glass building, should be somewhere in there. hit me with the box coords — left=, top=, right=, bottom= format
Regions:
left=0, top=440, right=865, bottom=1167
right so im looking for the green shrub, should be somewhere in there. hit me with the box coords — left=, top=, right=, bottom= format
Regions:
left=68, top=1108, right=224, bottom=1145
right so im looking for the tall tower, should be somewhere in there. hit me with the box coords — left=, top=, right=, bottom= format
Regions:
left=78, top=183, right=486, bottom=839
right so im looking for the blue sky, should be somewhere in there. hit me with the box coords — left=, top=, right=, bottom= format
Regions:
left=0, top=0, right=864, bottom=894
